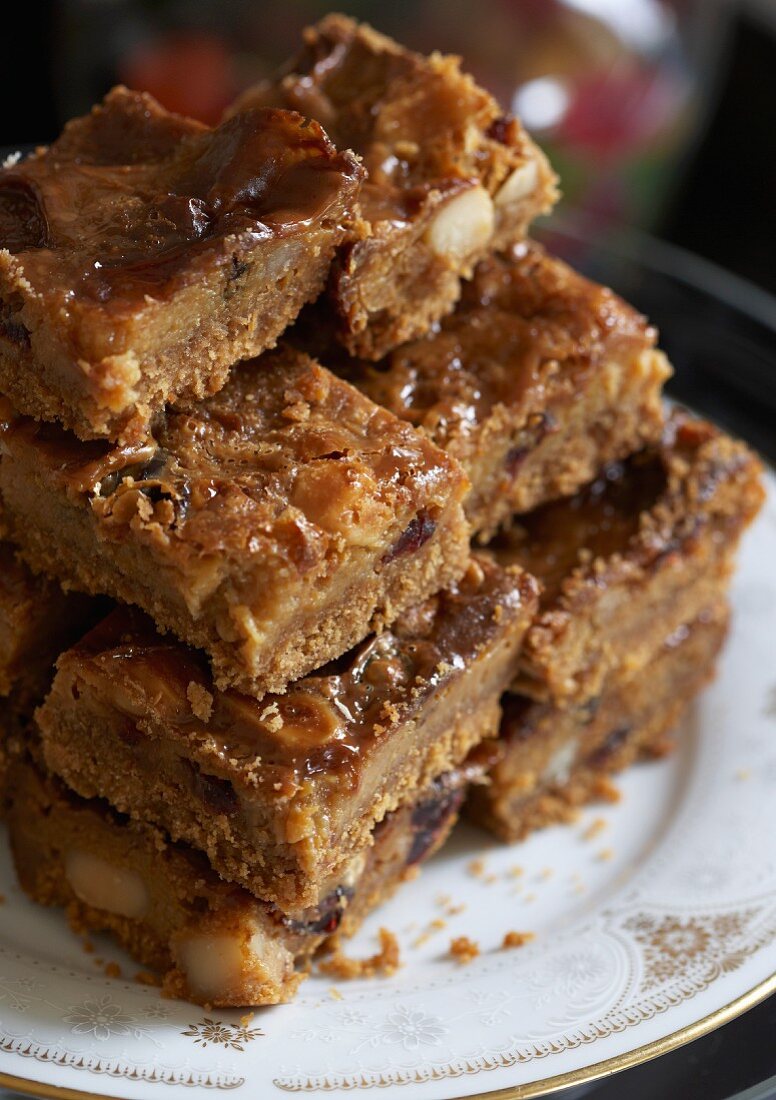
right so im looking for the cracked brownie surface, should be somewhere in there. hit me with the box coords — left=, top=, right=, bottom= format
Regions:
left=0, top=345, right=470, bottom=696
left=234, top=14, right=557, bottom=358
left=0, top=86, right=364, bottom=440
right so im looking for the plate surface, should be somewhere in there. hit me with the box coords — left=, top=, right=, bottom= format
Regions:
left=1, top=474, right=774, bottom=1100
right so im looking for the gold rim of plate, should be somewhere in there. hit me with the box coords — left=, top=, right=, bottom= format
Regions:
left=1, top=972, right=773, bottom=1100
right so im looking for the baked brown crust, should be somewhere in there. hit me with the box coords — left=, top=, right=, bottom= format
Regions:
left=317, top=244, right=670, bottom=537
left=9, top=756, right=480, bottom=1006
left=492, top=413, right=764, bottom=704
left=232, top=14, right=558, bottom=358
left=0, top=345, right=470, bottom=697
left=34, top=558, right=532, bottom=910
left=36, top=555, right=537, bottom=913
left=468, top=605, right=729, bottom=842
left=0, top=86, right=364, bottom=441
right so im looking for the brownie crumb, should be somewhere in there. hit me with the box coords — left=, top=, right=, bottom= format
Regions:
left=436, top=894, right=466, bottom=917
left=412, top=916, right=451, bottom=948
left=502, top=930, right=535, bottom=950
left=379, top=701, right=401, bottom=724
left=467, top=858, right=486, bottom=878
left=134, top=970, right=161, bottom=987
left=282, top=398, right=311, bottom=422
left=259, top=701, right=284, bottom=732
left=328, top=986, right=343, bottom=1001
left=449, top=935, right=480, bottom=964
left=187, top=681, right=214, bottom=722
left=648, top=736, right=675, bottom=759
left=581, top=817, right=607, bottom=841
left=591, top=776, right=621, bottom=802
left=104, top=961, right=122, bottom=979
left=597, top=848, right=615, bottom=862
left=240, top=1012, right=255, bottom=1028
left=318, top=928, right=400, bottom=979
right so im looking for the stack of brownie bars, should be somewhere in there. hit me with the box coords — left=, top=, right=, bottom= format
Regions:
left=0, top=16, right=764, bottom=1006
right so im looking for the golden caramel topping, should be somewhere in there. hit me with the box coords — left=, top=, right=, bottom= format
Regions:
left=62, top=555, right=532, bottom=791
left=0, top=87, right=363, bottom=313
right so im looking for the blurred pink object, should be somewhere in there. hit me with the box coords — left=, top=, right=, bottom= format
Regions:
left=505, top=0, right=694, bottom=227
left=121, top=31, right=237, bottom=124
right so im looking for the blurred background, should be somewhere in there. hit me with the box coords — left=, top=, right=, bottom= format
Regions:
left=5, top=0, right=776, bottom=295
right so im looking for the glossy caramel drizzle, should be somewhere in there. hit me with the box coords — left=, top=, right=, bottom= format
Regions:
left=493, top=453, right=668, bottom=602
left=67, top=557, right=522, bottom=790
left=0, top=90, right=362, bottom=308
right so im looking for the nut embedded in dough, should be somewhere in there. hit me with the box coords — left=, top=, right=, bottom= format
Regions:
left=425, top=186, right=495, bottom=262
left=64, top=850, right=148, bottom=919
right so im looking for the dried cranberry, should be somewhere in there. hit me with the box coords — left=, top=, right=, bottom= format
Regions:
left=187, top=762, right=239, bottom=816
left=407, top=783, right=465, bottom=865
left=282, top=884, right=354, bottom=935
left=504, top=413, right=557, bottom=478
left=487, top=116, right=514, bottom=145
left=382, top=510, right=436, bottom=564
left=504, top=445, right=529, bottom=476
left=589, top=726, right=632, bottom=766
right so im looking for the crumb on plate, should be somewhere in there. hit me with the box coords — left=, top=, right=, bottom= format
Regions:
left=449, top=935, right=480, bottom=964
left=318, top=928, right=400, bottom=980
left=502, top=930, right=535, bottom=949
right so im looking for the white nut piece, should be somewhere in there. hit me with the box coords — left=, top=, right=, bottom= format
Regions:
left=426, top=185, right=495, bottom=262
left=494, top=161, right=539, bottom=208
left=542, top=739, right=578, bottom=787
left=340, top=850, right=367, bottom=889
left=64, top=850, right=149, bottom=919
left=178, top=933, right=245, bottom=999
left=178, top=924, right=287, bottom=997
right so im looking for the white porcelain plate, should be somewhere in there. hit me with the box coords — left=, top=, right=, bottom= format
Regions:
left=1, top=477, right=775, bottom=1100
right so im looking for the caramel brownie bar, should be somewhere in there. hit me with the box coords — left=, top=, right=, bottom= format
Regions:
left=492, top=413, right=763, bottom=704
left=0, top=86, right=363, bottom=441
left=10, top=754, right=485, bottom=1006
left=329, top=245, right=670, bottom=538
left=0, top=347, right=470, bottom=696
left=0, top=543, right=101, bottom=798
left=37, top=556, right=537, bottom=913
left=468, top=604, right=729, bottom=841
left=231, top=14, right=557, bottom=358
